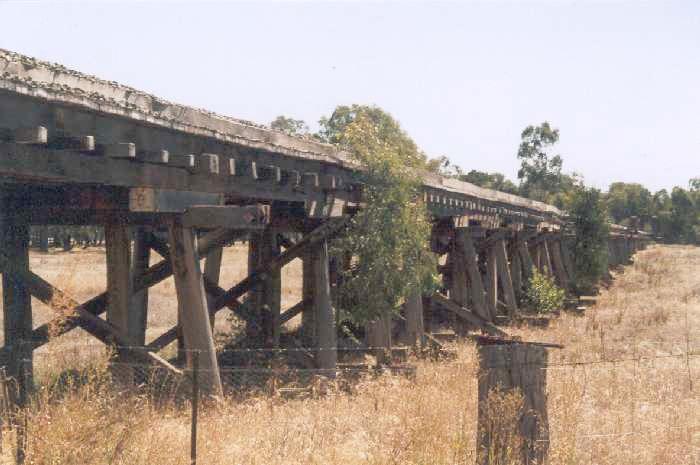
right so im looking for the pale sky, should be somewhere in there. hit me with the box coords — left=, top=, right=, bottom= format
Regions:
left=1, top=0, right=698, bottom=192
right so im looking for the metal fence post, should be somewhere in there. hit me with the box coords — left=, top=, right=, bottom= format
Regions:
left=191, top=350, right=200, bottom=465
left=15, top=352, right=29, bottom=465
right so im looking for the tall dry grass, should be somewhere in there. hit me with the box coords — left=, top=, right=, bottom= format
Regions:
left=0, top=244, right=697, bottom=464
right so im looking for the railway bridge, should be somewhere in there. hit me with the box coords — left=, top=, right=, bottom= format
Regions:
left=0, top=49, right=649, bottom=396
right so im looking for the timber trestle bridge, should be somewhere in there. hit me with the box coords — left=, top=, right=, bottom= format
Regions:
left=0, top=49, right=649, bottom=396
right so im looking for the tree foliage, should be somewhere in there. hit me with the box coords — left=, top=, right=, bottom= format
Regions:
left=517, top=122, right=564, bottom=201
left=270, top=115, right=309, bottom=136
left=318, top=104, right=429, bottom=168
left=459, top=170, right=518, bottom=194
left=319, top=105, right=437, bottom=322
left=524, top=269, right=565, bottom=314
left=565, top=187, right=610, bottom=293
left=605, top=182, right=653, bottom=225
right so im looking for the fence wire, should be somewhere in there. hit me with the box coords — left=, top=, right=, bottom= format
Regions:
left=0, top=343, right=697, bottom=464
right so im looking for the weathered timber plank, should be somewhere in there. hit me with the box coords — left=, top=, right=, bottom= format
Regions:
left=484, top=244, right=498, bottom=320
left=105, top=142, right=136, bottom=159
left=130, top=227, right=150, bottom=347
left=196, top=153, right=219, bottom=174
left=430, top=293, right=507, bottom=337
left=494, top=239, right=518, bottom=317
left=279, top=299, right=310, bottom=325
left=14, top=126, right=47, bottom=144
left=459, top=230, right=490, bottom=321
left=129, top=187, right=223, bottom=213
left=167, top=221, right=223, bottom=396
left=203, top=245, right=223, bottom=330
left=549, top=239, right=570, bottom=290
left=404, top=290, right=425, bottom=348
left=313, top=240, right=337, bottom=370
left=139, top=149, right=169, bottom=164
left=0, top=143, right=354, bottom=207
left=182, top=205, right=269, bottom=229
left=0, top=212, right=33, bottom=389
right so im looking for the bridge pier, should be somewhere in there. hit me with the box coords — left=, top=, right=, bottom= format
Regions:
left=105, top=222, right=136, bottom=381
left=247, top=228, right=282, bottom=347
left=168, top=221, right=224, bottom=396
left=311, top=239, right=337, bottom=371
left=0, top=198, right=33, bottom=401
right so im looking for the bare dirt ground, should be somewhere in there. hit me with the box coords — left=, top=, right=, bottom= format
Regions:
left=0, top=244, right=698, bottom=464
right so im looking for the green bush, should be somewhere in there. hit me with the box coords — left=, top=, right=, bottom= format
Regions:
left=565, top=187, right=610, bottom=294
left=524, top=269, right=565, bottom=313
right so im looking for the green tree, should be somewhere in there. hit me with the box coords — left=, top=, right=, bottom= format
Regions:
left=459, top=170, right=519, bottom=194
left=669, top=187, right=696, bottom=243
left=605, top=182, right=653, bottom=226
left=689, top=178, right=700, bottom=192
left=516, top=121, right=564, bottom=201
left=319, top=105, right=437, bottom=322
left=565, top=187, right=610, bottom=293
left=270, top=115, right=309, bottom=136
left=318, top=104, right=429, bottom=168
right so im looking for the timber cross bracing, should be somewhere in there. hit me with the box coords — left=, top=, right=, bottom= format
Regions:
left=0, top=49, right=651, bottom=396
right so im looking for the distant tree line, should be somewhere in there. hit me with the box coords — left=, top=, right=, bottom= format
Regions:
left=29, top=226, right=104, bottom=251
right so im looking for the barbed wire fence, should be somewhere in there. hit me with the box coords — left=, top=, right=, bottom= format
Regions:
left=0, top=341, right=697, bottom=464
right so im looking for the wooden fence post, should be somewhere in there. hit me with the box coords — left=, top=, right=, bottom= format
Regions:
left=477, top=340, right=551, bottom=465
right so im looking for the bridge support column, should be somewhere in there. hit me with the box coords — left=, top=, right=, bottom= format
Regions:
left=484, top=243, right=498, bottom=320
left=248, top=228, right=281, bottom=347
left=510, top=246, right=523, bottom=300
left=300, top=249, right=316, bottom=347
left=105, top=223, right=134, bottom=381
left=459, top=229, right=490, bottom=321
left=167, top=221, right=223, bottom=397
left=1, top=203, right=33, bottom=402
left=560, top=237, right=575, bottom=282
left=404, top=290, right=424, bottom=348
left=449, top=230, right=470, bottom=332
left=494, top=239, right=518, bottom=317
left=541, top=238, right=554, bottom=276
left=203, top=243, right=223, bottom=330
left=517, top=240, right=535, bottom=285
left=130, top=227, right=150, bottom=347
left=549, top=239, right=570, bottom=291
left=312, top=239, right=337, bottom=371
left=38, top=226, right=49, bottom=252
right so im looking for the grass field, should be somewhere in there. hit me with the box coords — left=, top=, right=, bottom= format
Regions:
left=0, top=244, right=698, bottom=464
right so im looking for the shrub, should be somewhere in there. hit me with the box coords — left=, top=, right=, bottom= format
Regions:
left=524, top=269, right=565, bottom=313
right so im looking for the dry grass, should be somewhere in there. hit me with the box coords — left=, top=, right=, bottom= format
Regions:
left=0, top=244, right=698, bottom=464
